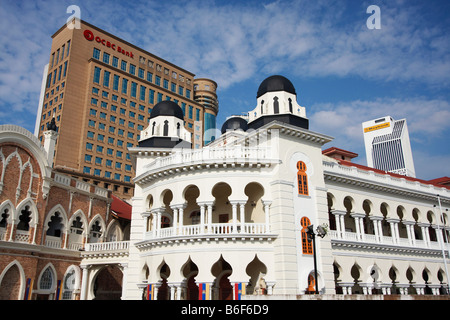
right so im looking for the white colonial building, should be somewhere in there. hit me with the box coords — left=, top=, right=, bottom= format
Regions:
left=114, top=75, right=449, bottom=300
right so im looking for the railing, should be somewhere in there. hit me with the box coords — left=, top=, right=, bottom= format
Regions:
left=45, top=236, right=62, bottom=249
left=330, top=230, right=447, bottom=251
left=144, top=146, right=274, bottom=172
left=85, top=240, right=130, bottom=252
left=144, top=223, right=270, bottom=240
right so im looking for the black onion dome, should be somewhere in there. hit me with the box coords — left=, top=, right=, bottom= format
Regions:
left=256, top=75, right=296, bottom=98
left=221, top=116, right=249, bottom=134
left=150, top=101, right=184, bottom=120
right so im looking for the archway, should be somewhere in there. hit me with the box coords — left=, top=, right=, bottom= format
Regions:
left=245, top=255, right=267, bottom=295
left=182, top=258, right=199, bottom=300
left=0, top=263, right=22, bottom=300
left=157, top=262, right=171, bottom=300
left=212, top=256, right=233, bottom=300
left=93, top=266, right=123, bottom=300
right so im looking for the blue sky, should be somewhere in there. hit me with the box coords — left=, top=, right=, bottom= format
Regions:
left=0, top=0, right=449, bottom=180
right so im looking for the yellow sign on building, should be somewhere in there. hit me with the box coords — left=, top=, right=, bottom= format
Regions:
left=364, top=122, right=390, bottom=133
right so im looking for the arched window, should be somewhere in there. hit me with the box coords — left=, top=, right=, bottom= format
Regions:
left=46, top=212, right=63, bottom=237
left=0, top=208, right=9, bottom=229
left=62, top=269, right=76, bottom=300
left=163, top=120, right=169, bottom=136
left=300, top=216, right=313, bottom=255
left=39, top=267, right=54, bottom=291
left=273, top=97, right=279, bottom=114
left=297, top=161, right=309, bottom=196
left=17, top=206, right=31, bottom=231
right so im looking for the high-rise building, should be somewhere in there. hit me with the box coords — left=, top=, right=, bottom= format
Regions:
left=34, top=19, right=218, bottom=199
left=362, top=116, right=415, bottom=177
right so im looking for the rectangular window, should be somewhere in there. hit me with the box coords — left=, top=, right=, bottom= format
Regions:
left=103, top=52, right=110, bottom=64
left=163, top=79, right=169, bottom=89
left=138, top=68, right=145, bottom=79
left=63, top=61, right=68, bottom=77
left=121, top=60, right=127, bottom=71
left=155, top=76, right=161, bottom=86
left=171, top=82, right=176, bottom=93
left=86, top=143, right=93, bottom=151
left=178, top=86, right=183, bottom=96
left=66, top=40, right=71, bottom=57
left=196, top=109, right=200, bottom=121
left=93, top=67, right=101, bottom=84
left=157, top=93, right=163, bottom=103
left=140, top=85, right=146, bottom=101
left=113, top=75, right=119, bottom=91
left=129, top=64, right=136, bottom=75
left=112, top=56, right=119, bottom=68
left=149, top=90, right=155, bottom=104
left=83, top=166, right=91, bottom=174
left=93, top=48, right=100, bottom=60
left=122, top=78, right=128, bottom=94
left=131, top=81, right=137, bottom=98
left=188, top=105, right=193, bottom=119
left=103, top=71, right=110, bottom=87
left=186, top=89, right=191, bottom=99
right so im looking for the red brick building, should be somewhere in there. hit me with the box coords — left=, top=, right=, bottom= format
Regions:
left=0, top=124, right=129, bottom=300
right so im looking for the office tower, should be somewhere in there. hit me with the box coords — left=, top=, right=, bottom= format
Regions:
left=362, top=116, right=416, bottom=177
left=35, top=19, right=218, bottom=199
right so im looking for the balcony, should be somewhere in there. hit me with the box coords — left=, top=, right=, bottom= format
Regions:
left=81, top=241, right=130, bottom=262
left=138, top=222, right=275, bottom=249
left=330, top=230, right=448, bottom=255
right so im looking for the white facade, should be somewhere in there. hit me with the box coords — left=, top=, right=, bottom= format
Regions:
left=78, top=76, right=450, bottom=300
left=362, top=116, right=416, bottom=177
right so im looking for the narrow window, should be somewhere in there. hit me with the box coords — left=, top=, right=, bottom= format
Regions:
left=300, top=216, right=313, bottom=255
left=297, top=161, right=308, bottom=196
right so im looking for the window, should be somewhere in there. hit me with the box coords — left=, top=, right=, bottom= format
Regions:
left=300, top=217, right=313, bottom=255
left=39, top=267, right=54, bottom=290
left=93, top=48, right=100, bottom=60
left=121, top=60, right=127, bottom=72
left=113, top=75, right=119, bottom=91
left=85, top=154, right=92, bottom=163
left=129, top=64, right=136, bottom=75
left=163, top=79, right=169, bottom=89
left=138, top=68, right=145, bottom=79
left=297, top=161, right=308, bottom=196
left=131, top=81, right=137, bottom=98
left=122, top=78, right=128, bottom=94
left=103, top=71, right=110, bottom=87
left=93, top=67, right=101, bottom=84
left=112, top=56, right=119, bottom=68
left=103, top=52, right=110, bottom=64
left=140, top=85, right=146, bottom=101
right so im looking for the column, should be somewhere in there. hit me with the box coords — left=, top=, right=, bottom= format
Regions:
left=80, top=265, right=90, bottom=300
left=262, top=201, right=271, bottom=233
left=371, top=217, right=380, bottom=243
left=419, top=223, right=430, bottom=247
left=387, top=219, right=399, bottom=244
left=156, top=209, right=162, bottom=238
left=239, top=203, right=245, bottom=233
left=207, top=203, right=213, bottom=234
left=359, top=217, right=366, bottom=241
left=331, top=210, right=345, bottom=239
left=120, top=263, right=128, bottom=300
left=178, top=206, right=185, bottom=235
left=172, top=207, right=178, bottom=236
left=405, top=222, right=414, bottom=246
left=351, top=213, right=365, bottom=241
left=231, top=202, right=238, bottom=233
left=200, top=204, right=206, bottom=234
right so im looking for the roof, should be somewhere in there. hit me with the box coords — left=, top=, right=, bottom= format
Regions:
left=221, top=116, right=249, bottom=134
left=322, top=147, right=358, bottom=159
left=336, top=159, right=450, bottom=191
left=257, top=75, right=296, bottom=98
left=149, top=100, right=184, bottom=120
left=111, top=194, right=132, bottom=220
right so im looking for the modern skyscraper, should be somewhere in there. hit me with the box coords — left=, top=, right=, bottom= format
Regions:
left=34, top=19, right=218, bottom=199
left=362, top=116, right=416, bottom=177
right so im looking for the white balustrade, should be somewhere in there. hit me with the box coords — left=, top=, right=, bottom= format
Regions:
left=145, top=222, right=269, bottom=240
left=85, top=241, right=129, bottom=252
left=330, top=230, right=446, bottom=252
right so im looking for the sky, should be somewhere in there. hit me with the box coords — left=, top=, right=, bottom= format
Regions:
left=0, top=0, right=449, bottom=180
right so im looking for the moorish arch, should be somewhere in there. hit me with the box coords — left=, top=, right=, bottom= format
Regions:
left=0, top=260, right=25, bottom=300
